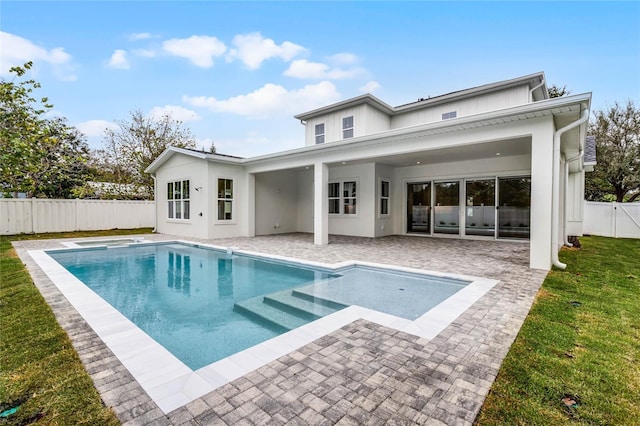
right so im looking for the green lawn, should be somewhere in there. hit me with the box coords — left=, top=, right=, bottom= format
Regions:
left=0, top=229, right=151, bottom=426
left=476, top=236, right=640, bottom=425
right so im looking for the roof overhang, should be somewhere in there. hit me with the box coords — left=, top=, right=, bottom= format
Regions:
left=247, top=92, right=591, bottom=167
left=145, top=147, right=243, bottom=174
left=146, top=91, right=591, bottom=174
left=294, top=72, right=547, bottom=121
left=294, top=94, right=395, bottom=120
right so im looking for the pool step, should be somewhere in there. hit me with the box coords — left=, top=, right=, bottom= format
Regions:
left=263, top=290, right=346, bottom=318
left=233, top=290, right=348, bottom=332
left=233, top=296, right=312, bottom=332
left=290, top=289, right=348, bottom=311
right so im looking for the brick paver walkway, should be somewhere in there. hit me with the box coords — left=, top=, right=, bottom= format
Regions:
left=14, top=234, right=548, bottom=425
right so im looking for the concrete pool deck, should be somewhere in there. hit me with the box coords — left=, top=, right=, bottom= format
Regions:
left=14, top=233, right=548, bottom=425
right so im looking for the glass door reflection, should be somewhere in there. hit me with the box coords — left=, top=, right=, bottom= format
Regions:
left=407, top=182, right=431, bottom=234
left=497, top=177, right=531, bottom=239
left=434, top=181, right=460, bottom=235
left=465, top=179, right=495, bottom=237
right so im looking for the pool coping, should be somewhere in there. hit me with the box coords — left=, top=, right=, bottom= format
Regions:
left=29, top=239, right=498, bottom=414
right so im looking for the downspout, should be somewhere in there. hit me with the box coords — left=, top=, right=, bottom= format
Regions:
left=552, top=109, right=589, bottom=269
left=563, top=152, right=584, bottom=247
left=529, top=78, right=546, bottom=101
left=151, top=174, right=157, bottom=233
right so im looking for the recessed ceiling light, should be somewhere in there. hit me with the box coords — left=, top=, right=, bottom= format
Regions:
left=496, top=152, right=501, bottom=156
left=416, top=161, right=421, bottom=164
left=341, top=161, right=346, bottom=165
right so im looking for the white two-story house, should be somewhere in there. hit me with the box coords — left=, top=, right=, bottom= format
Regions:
left=146, top=72, right=594, bottom=270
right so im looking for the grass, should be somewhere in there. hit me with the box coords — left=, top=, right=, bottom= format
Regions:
left=476, top=236, right=640, bottom=425
left=0, top=228, right=152, bottom=426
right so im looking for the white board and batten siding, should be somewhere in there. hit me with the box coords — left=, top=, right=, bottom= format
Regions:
left=391, top=85, right=530, bottom=130
left=0, top=199, right=154, bottom=235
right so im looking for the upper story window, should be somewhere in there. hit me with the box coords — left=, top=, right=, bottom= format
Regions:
left=168, top=180, right=190, bottom=220
left=315, top=123, right=325, bottom=144
left=442, top=111, right=457, bottom=120
left=342, top=116, right=354, bottom=139
left=217, top=178, right=233, bottom=221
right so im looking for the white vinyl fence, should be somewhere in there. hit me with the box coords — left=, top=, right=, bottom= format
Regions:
left=584, top=201, right=640, bottom=239
left=1, top=199, right=155, bottom=235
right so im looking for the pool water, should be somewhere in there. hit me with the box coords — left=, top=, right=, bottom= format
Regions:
left=49, top=243, right=468, bottom=370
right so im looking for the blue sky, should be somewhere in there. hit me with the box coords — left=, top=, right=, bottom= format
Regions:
left=2, top=1, right=639, bottom=157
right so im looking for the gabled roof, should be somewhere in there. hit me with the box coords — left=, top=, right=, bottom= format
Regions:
left=145, top=146, right=243, bottom=174
left=147, top=91, right=591, bottom=174
left=294, top=72, right=547, bottom=121
left=294, top=94, right=394, bottom=120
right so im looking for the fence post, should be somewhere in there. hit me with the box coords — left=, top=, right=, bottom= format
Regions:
left=31, top=198, right=36, bottom=234
left=612, top=202, right=617, bottom=238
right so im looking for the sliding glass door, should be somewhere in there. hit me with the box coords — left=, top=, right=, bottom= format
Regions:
left=406, top=176, right=531, bottom=240
left=465, top=179, right=495, bottom=236
left=407, top=183, right=431, bottom=234
left=434, top=181, right=460, bottom=235
left=497, top=177, right=531, bottom=239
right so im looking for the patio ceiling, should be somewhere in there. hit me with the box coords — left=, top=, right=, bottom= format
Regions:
left=328, top=136, right=532, bottom=168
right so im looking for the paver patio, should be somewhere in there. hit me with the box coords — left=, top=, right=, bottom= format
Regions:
left=14, top=233, right=548, bottom=425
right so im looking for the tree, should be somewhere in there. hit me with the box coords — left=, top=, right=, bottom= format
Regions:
left=97, top=110, right=197, bottom=198
left=1, top=62, right=90, bottom=198
left=548, top=84, right=570, bottom=98
left=586, top=100, right=640, bottom=202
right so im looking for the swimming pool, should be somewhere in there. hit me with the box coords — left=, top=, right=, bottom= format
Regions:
left=32, top=239, right=498, bottom=413
left=48, top=242, right=468, bottom=370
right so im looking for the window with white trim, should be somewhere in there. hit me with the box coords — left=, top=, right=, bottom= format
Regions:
left=167, top=180, right=190, bottom=220
left=328, top=182, right=340, bottom=214
left=342, top=116, right=354, bottom=139
left=217, top=178, right=233, bottom=220
left=442, top=111, right=457, bottom=120
left=315, top=123, right=325, bottom=144
left=380, top=179, right=390, bottom=216
left=328, top=180, right=357, bottom=215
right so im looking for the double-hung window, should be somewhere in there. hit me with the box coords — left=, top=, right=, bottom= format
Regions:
left=380, top=179, right=390, bottom=216
left=315, top=123, right=325, bottom=144
left=328, top=180, right=357, bottom=215
left=342, top=116, right=354, bottom=139
left=217, top=178, right=233, bottom=220
left=167, top=180, right=190, bottom=220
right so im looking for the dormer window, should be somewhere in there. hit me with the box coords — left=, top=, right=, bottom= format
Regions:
left=442, top=111, right=457, bottom=120
left=342, top=116, right=354, bottom=139
left=315, top=123, right=325, bottom=144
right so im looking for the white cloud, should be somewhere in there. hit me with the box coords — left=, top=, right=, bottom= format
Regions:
left=0, top=31, right=76, bottom=81
left=149, top=105, right=201, bottom=122
left=227, top=32, right=306, bottom=70
left=183, top=81, right=341, bottom=119
left=76, top=120, right=119, bottom=137
left=108, top=49, right=130, bottom=70
left=328, top=53, right=359, bottom=66
left=163, top=35, right=226, bottom=68
left=133, top=49, right=156, bottom=58
left=284, top=59, right=364, bottom=80
left=360, top=81, right=381, bottom=93
left=129, top=32, right=153, bottom=41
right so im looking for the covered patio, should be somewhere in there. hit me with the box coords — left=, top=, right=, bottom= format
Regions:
left=15, top=232, right=548, bottom=425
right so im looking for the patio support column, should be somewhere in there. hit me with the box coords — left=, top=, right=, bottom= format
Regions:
left=314, top=162, right=329, bottom=245
left=247, top=173, right=255, bottom=237
left=529, top=117, right=555, bottom=270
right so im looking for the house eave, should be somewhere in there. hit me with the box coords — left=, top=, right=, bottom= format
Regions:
left=294, top=94, right=395, bottom=120
left=293, top=72, right=547, bottom=121
left=245, top=92, right=591, bottom=166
